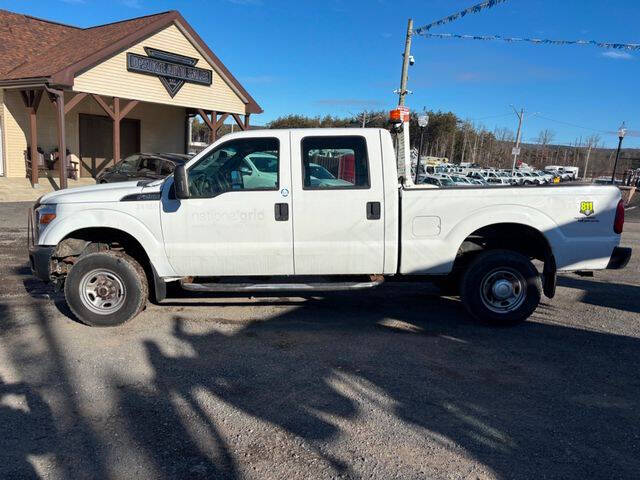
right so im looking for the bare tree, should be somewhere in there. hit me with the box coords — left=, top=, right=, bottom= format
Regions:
left=582, top=134, right=602, bottom=179
left=536, top=129, right=556, bottom=147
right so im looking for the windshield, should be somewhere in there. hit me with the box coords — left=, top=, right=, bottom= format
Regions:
left=439, top=178, right=454, bottom=186
left=117, top=155, right=140, bottom=173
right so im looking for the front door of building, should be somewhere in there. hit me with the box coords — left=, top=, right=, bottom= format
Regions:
left=79, top=114, right=140, bottom=178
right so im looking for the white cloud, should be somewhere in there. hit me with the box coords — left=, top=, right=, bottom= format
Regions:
left=601, top=51, right=633, bottom=60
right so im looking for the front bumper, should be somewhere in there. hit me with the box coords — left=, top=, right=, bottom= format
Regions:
left=28, top=204, right=55, bottom=282
left=606, top=247, right=632, bottom=270
left=29, top=245, right=55, bottom=282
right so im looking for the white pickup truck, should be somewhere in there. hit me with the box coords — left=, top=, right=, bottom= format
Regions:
left=28, top=128, right=631, bottom=327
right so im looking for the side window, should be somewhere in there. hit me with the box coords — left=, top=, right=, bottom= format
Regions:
left=160, top=161, right=174, bottom=176
left=301, top=136, right=370, bottom=189
left=187, top=137, right=279, bottom=198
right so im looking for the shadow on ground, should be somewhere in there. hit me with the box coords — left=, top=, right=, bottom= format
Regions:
left=557, top=275, right=640, bottom=314
left=2, top=272, right=640, bottom=479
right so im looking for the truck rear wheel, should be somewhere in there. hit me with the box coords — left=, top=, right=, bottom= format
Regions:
left=64, top=251, right=148, bottom=327
left=460, top=249, right=541, bottom=325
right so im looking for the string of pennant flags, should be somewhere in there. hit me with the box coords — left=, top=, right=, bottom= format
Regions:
left=413, top=0, right=639, bottom=51
left=413, top=0, right=509, bottom=35
left=416, top=32, right=640, bottom=51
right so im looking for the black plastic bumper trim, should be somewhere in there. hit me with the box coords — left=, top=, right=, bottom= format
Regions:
left=29, top=245, right=55, bottom=282
left=606, top=247, right=632, bottom=270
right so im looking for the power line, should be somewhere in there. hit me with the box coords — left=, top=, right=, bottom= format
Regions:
left=534, top=115, right=612, bottom=134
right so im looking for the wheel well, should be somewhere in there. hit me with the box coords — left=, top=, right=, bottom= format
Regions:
left=56, top=227, right=154, bottom=295
left=454, top=223, right=552, bottom=268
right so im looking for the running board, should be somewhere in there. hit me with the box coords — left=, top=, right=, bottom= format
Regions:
left=180, top=279, right=384, bottom=293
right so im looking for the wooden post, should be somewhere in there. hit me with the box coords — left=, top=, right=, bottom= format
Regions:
left=209, top=111, right=217, bottom=143
left=28, top=107, right=39, bottom=186
left=231, top=113, right=246, bottom=131
left=113, top=97, right=120, bottom=165
left=21, top=90, right=43, bottom=187
left=89, top=95, right=137, bottom=172
left=44, top=87, right=68, bottom=189
left=55, top=93, right=67, bottom=189
left=244, top=114, right=250, bottom=130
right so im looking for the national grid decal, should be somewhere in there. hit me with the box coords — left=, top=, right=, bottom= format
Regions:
left=580, top=201, right=595, bottom=217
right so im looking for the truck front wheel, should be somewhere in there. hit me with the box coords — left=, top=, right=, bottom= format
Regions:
left=460, top=249, right=541, bottom=325
left=64, top=251, right=148, bottom=327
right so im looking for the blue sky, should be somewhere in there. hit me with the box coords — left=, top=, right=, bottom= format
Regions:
left=2, top=0, right=639, bottom=147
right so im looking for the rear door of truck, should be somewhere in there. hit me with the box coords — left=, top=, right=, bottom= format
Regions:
left=289, top=130, right=386, bottom=274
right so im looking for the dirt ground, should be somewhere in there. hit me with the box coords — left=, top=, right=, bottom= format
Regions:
left=1, top=201, right=639, bottom=479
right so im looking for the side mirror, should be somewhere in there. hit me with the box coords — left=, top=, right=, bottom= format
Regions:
left=174, top=164, right=190, bottom=199
left=239, top=165, right=252, bottom=176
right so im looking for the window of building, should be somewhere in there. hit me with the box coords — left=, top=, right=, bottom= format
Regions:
left=301, top=136, right=370, bottom=189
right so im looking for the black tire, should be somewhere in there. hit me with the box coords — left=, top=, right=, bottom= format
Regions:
left=64, top=251, right=148, bottom=327
left=460, top=249, right=541, bottom=325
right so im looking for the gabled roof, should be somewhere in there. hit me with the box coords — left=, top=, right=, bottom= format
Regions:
left=0, top=9, right=262, bottom=113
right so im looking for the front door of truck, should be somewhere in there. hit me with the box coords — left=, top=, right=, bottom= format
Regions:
left=289, top=131, right=385, bottom=274
left=160, top=132, right=293, bottom=276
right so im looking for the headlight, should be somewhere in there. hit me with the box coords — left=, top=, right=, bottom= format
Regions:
left=35, top=204, right=57, bottom=235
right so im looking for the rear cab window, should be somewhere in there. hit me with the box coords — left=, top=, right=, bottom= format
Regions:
left=301, top=136, right=370, bottom=189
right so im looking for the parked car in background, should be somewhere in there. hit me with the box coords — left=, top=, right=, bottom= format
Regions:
left=468, top=178, right=487, bottom=186
left=420, top=175, right=455, bottom=187
left=486, top=177, right=511, bottom=186
left=448, top=174, right=474, bottom=186
left=96, top=153, right=193, bottom=184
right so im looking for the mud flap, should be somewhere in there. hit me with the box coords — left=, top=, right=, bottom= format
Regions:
left=151, top=264, right=167, bottom=303
left=542, top=254, right=557, bottom=299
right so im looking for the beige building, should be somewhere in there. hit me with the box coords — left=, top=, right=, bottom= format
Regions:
left=0, top=9, right=262, bottom=188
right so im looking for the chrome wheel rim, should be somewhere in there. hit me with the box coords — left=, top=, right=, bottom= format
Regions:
left=479, top=268, right=526, bottom=314
left=79, top=269, right=126, bottom=315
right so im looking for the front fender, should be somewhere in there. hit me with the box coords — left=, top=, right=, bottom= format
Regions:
left=39, top=207, right=177, bottom=277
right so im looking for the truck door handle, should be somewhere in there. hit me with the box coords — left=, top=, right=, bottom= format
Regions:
left=366, top=201, right=381, bottom=220
left=274, top=203, right=289, bottom=221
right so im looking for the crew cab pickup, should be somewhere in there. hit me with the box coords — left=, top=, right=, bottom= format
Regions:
left=28, top=128, right=631, bottom=327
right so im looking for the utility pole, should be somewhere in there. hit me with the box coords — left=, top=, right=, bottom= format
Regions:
left=511, top=106, right=524, bottom=173
left=398, top=18, right=413, bottom=106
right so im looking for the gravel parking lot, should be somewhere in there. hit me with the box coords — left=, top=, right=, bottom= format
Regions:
left=1, top=201, right=639, bottom=480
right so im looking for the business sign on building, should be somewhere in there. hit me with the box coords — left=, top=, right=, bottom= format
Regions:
left=126, top=47, right=213, bottom=97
